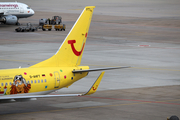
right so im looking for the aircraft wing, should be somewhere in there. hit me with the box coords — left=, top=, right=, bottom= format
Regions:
left=0, top=72, right=104, bottom=102
left=72, top=66, right=130, bottom=73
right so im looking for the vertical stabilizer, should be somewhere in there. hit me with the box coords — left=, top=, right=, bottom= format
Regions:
left=30, top=6, right=95, bottom=68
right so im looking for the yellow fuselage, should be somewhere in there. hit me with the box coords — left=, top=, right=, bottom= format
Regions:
left=0, top=66, right=89, bottom=96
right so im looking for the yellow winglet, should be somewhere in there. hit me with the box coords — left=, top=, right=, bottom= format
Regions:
left=84, top=71, right=105, bottom=95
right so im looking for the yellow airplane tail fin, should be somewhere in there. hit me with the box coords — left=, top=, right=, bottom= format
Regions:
left=30, top=6, right=95, bottom=68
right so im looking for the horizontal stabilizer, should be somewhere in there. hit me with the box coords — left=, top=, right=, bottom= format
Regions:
left=72, top=66, right=130, bottom=73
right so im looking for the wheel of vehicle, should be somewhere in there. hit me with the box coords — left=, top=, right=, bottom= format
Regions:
left=48, top=29, right=51, bottom=31
left=169, top=116, right=179, bottom=120
left=63, top=24, right=66, bottom=30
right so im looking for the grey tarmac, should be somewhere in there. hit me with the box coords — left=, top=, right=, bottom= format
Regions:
left=0, top=0, right=180, bottom=120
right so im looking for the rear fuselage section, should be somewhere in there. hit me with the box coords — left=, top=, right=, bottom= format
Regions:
left=0, top=66, right=89, bottom=96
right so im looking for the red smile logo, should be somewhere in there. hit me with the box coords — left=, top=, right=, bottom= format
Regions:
left=92, top=85, right=98, bottom=91
left=68, top=33, right=87, bottom=56
left=68, top=40, right=85, bottom=56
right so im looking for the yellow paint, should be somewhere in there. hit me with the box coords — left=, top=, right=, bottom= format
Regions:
left=0, top=6, right=95, bottom=96
left=85, top=72, right=105, bottom=95
left=30, top=6, right=95, bottom=68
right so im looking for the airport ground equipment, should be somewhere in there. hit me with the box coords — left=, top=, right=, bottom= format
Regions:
left=39, top=18, right=48, bottom=26
left=15, top=23, right=38, bottom=32
left=51, top=16, right=62, bottom=25
left=42, top=24, right=52, bottom=31
left=54, top=24, right=66, bottom=31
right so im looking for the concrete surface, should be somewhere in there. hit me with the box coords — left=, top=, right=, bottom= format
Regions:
left=0, top=0, right=180, bottom=119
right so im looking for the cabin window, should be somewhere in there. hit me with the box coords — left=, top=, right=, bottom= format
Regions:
left=5, top=83, right=8, bottom=86
left=38, top=80, right=40, bottom=83
left=1, top=83, right=3, bottom=86
left=9, top=82, right=12, bottom=86
left=31, top=80, right=33, bottom=84
left=34, top=80, right=36, bottom=83
left=41, top=79, right=43, bottom=83
left=27, top=81, right=30, bottom=84
left=27, top=7, right=30, bottom=9
left=44, top=79, right=47, bottom=83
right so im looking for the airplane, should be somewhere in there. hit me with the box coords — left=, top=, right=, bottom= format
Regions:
left=0, top=6, right=129, bottom=103
left=0, top=1, right=34, bottom=25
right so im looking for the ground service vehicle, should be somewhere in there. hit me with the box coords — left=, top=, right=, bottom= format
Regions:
left=15, top=23, right=38, bottom=32
left=39, top=18, right=48, bottom=26
left=54, top=24, right=66, bottom=31
left=51, top=16, right=62, bottom=25
left=42, top=24, right=52, bottom=31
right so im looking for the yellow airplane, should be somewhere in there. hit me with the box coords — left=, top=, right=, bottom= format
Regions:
left=0, top=6, right=129, bottom=103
